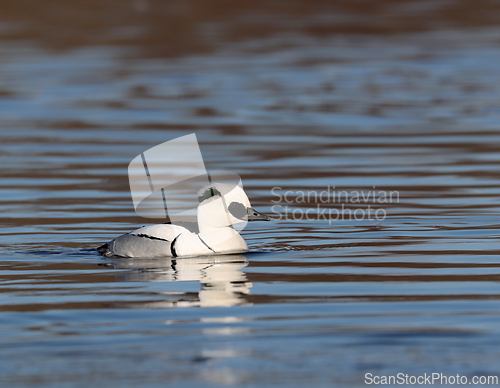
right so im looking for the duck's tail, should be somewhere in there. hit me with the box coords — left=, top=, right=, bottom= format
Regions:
left=96, top=243, right=111, bottom=257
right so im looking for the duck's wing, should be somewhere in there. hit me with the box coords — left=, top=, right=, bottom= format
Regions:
left=131, top=223, right=190, bottom=241
left=98, top=224, right=191, bottom=258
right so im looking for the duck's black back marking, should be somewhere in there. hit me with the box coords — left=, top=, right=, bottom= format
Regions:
left=170, top=234, right=181, bottom=257
left=198, top=235, right=215, bottom=253
left=135, top=233, right=170, bottom=242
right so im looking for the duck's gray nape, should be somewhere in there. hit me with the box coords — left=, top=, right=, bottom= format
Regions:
left=198, top=186, right=222, bottom=203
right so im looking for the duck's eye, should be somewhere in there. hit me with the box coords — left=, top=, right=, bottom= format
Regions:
left=228, top=201, right=247, bottom=219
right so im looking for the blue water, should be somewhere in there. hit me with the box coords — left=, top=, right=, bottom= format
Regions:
left=2, top=8, right=500, bottom=387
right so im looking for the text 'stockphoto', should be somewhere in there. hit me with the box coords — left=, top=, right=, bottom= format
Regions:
left=271, top=186, right=399, bottom=222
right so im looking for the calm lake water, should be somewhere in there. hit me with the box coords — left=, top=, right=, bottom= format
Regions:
left=2, top=2, right=500, bottom=387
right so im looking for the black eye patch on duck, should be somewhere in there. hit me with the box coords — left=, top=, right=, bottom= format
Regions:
left=228, top=201, right=247, bottom=219
left=198, top=186, right=222, bottom=203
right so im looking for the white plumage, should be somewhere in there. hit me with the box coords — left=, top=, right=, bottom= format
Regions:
left=98, top=183, right=270, bottom=258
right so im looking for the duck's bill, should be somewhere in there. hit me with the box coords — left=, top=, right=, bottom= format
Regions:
left=246, top=207, right=272, bottom=221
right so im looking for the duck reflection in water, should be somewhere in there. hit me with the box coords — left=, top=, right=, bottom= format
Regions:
left=108, top=254, right=252, bottom=308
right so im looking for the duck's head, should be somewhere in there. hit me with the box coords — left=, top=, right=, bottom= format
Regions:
left=197, top=182, right=271, bottom=229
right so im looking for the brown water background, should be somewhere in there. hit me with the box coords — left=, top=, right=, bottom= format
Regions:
left=1, top=1, right=500, bottom=387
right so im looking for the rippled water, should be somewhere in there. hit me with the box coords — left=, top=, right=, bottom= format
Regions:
left=2, top=3, right=500, bottom=387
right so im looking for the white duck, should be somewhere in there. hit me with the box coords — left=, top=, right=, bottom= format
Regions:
left=98, top=183, right=270, bottom=258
